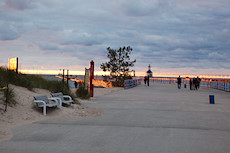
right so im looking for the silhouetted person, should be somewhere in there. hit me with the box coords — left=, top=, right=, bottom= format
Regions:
left=144, top=76, right=147, bottom=85
left=190, top=79, right=193, bottom=90
left=177, top=75, right=182, bottom=89
left=147, top=76, right=150, bottom=86
left=193, top=77, right=198, bottom=90
left=74, top=81, right=78, bottom=88
left=197, top=76, right=201, bottom=89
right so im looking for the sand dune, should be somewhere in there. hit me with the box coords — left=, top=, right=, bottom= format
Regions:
left=0, top=85, right=122, bottom=141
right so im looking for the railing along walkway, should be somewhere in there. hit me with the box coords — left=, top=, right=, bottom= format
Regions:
left=124, top=79, right=142, bottom=89
left=151, top=78, right=230, bottom=92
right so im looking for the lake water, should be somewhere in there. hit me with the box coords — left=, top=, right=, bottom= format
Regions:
left=38, top=75, right=84, bottom=88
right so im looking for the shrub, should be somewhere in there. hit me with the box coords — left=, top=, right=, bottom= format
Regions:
left=76, top=86, right=90, bottom=99
left=4, top=87, right=17, bottom=106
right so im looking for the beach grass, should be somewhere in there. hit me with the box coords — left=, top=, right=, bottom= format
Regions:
left=0, top=66, right=74, bottom=103
left=76, top=86, right=90, bottom=99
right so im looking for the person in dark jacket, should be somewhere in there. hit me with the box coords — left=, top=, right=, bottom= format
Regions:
left=74, top=81, right=78, bottom=88
left=193, top=77, right=197, bottom=90
left=190, top=78, right=193, bottom=90
left=177, top=75, right=182, bottom=89
left=147, top=76, right=150, bottom=86
left=197, top=76, right=201, bottom=89
left=144, top=76, right=147, bottom=85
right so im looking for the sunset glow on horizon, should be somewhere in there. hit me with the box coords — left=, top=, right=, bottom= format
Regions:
left=19, top=69, right=110, bottom=76
left=19, top=69, right=230, bottom=79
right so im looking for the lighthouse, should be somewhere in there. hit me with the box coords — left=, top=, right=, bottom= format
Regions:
left=146, top=64, right=152, bottom=77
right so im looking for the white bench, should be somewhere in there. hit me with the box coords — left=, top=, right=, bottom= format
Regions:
left=51, top=92, right=73, bottom=106
left=34, top=95, right=59, bottom=116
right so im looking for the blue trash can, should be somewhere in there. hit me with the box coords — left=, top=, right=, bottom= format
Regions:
left=184, top=84, right=186, bottom=88
left=209, top=95, right=215, bottom=104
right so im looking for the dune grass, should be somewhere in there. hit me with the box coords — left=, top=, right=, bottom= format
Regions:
left=0, top=66, right=76, bottom=105
left=0, top=67, right=70, bottom=92
left=76, top=86, right=90, bottom=99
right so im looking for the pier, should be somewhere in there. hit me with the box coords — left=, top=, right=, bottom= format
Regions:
left=1, top=83, right=230, bottom=153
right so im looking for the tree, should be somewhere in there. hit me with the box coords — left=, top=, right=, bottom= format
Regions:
left=100, top=46, right=136, bottom=87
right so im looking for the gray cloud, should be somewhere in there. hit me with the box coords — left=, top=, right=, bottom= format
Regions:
left=0, top=23, right=20, bottom=40
left=4, top=0, right=37, bottom=10
left=61, top=30, right=105, bottom=46
left=0, top=0, right=230, bottom=74
left=39, top=43, right=60, bottom=51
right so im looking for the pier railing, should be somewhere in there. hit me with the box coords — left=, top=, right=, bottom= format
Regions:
left=124, top=79, right=142, bottom=89
left=148, top=78, right=230, bottom=92
left=209, top=81, right=230, bottom=92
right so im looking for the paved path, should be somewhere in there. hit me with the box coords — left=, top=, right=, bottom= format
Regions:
left=1, top=83, right=230, bottom=153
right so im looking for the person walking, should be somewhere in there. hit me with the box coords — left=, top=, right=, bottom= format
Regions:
left=197, top=76, right=201, bottom=89
left=190, top=78, right=193, bottom=90
left=74, top=81, right=78, bottom=88
left=147, top=76, right=150, bottom=86
left=144, top=76, right=147, bottom=85
left=177, top=75, right=182, bottom=89
left=193, top=77, right=197, bottom=90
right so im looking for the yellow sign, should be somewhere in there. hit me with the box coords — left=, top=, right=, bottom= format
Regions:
left=9, top=57, right=18, bottom=71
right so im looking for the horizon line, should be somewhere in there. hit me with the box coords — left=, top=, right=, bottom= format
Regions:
left=18, top=69, right=230, bottom=79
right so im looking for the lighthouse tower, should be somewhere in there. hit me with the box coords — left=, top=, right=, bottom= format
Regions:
left=146, top=64, right=153, bottom=77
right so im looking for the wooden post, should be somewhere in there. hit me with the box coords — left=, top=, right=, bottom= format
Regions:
left=90, top=60, right=94, bottom=97
left=67, top=69, right=69, bottom=85
left=62, top=69, right=65, bottom=82
left=16, top=57, right=18, bottom=73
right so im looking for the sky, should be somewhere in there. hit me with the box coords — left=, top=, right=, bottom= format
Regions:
left=0, top=0, right=230, bottom=76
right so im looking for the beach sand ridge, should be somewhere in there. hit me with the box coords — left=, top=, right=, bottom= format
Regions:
left=0, top=85, right=122, bottom=141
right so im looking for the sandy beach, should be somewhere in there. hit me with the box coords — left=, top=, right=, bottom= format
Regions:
left=0, top=85, right=122, bottom=142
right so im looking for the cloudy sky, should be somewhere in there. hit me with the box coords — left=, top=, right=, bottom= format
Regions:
left=0, top=0, right=230, bottom=75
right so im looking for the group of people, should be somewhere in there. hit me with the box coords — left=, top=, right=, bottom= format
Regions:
left=189, top=77, right=201, bottom=90
left=177, top=76, right=201, bottom=90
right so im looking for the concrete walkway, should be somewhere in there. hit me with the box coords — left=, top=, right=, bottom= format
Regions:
left=1, top=83, right=230, bottom=153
